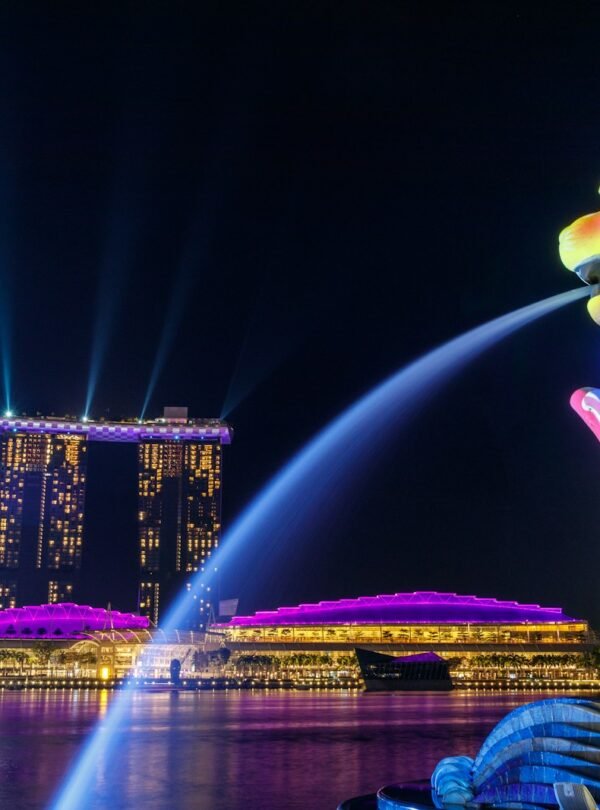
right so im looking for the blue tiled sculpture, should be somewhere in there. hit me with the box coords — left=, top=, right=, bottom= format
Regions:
left=431, top=699, right=600, bottom=809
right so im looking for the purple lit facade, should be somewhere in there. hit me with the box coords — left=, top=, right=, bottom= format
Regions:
left=0, top=416, right=232, bottom=444
left=0, top=603, right=149, bottom=638
left=224, top=591, right=580, bottom=626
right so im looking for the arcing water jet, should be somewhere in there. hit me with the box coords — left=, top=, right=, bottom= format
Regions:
left=49, top=285, right=587, bottom=810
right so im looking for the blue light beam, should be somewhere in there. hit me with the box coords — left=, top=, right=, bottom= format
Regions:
left=0, top=315, right=11, bottom=414
left=139, top=221, right=209, bottom=420
left=84, top=205, right=140, bottom=419
left=50, top=285, right=587, bottom=810
left=82, top=93, right=160, bottom=418
left=220, top=282, right=309, bottom=419
left=139, top=265, right=196, bottom=420
left=0, top=200, right=16, bottom=414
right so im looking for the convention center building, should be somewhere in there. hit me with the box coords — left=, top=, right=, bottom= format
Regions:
left=214, top=591, right=598, bottom=688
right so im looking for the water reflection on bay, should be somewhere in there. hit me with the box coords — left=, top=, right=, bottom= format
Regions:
left=0, top=690, right=586, bottom=810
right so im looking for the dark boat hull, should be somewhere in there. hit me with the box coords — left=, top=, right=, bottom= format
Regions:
left=355, top=648, right=453, bottom=692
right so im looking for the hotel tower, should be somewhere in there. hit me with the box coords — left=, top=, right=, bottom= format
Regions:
left=0, top=409, right=231, bottom=625
left=0, top=430, right=87, bottom=608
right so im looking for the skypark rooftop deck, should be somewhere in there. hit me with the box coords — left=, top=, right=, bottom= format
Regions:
left=0, top=415, right=232, bottom=443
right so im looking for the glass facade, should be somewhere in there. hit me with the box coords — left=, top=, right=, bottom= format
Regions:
left=225, top=621, right=589, bottom=646
left=44, top=436, right=87, bottom=573
left=48, top=580, right=74, bottom=604
left=219, top=593, right=593, bottom=685
left=221, top=615, right=595, bottom=687
left=0, top=578, right=16, bottom=609
left=138, top=440, right=222, bottom=625
left=0, top=432, right=87, bottom=605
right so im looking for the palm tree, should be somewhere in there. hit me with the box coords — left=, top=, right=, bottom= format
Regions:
left=32, top=641, right=54, bottom=673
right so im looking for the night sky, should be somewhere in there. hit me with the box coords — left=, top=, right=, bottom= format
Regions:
left=2, top=4, right=600, bottom=624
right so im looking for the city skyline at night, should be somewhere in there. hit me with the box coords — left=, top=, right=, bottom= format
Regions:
left=0, top=409, right=231, bottom=622
left=2, top=5, right=600, bottom=809
left=0, top=4, right=599, bottom=631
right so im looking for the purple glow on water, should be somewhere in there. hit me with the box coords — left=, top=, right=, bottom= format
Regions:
left=6, top=691, right=585, bottom=810
left=223, top=591, right=578, bottom=627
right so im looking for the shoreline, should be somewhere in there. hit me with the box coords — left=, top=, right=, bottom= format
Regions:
left=2, top=677, right=600, bottom=692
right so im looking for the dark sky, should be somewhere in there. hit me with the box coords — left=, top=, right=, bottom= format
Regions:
left=3, top=3, right=600, bottom=623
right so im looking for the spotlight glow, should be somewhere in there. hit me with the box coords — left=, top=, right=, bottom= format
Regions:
left=84, top=189, right=145, bottom=417
left=140, top=216, right=209, bottom=420
left=4, top=409, right=13, bottom=418
left=49, top=286, right=587, bottom=810
left=1, top=327, right=11, bottom=417
left=139, top=270, right=193, bottom=420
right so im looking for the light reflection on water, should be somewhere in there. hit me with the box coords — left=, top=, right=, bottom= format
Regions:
left=0, top=690, right=593, bottom=810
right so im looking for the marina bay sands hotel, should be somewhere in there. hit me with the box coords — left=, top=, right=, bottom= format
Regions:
left=0, top=408, right=232, bottom=625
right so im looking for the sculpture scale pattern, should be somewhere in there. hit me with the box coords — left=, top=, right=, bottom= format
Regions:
left=431, top=698, right=600, bottom=809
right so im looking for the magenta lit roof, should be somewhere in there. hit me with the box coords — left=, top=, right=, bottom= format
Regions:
left=225, top=592, right=580, bottom=626
left=0, top=603, right=149, bottom=638
left=0, top=416, right=232, bottom=444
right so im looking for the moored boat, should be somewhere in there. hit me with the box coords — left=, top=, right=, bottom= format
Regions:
left=355, top=649, right=453, bottom=692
